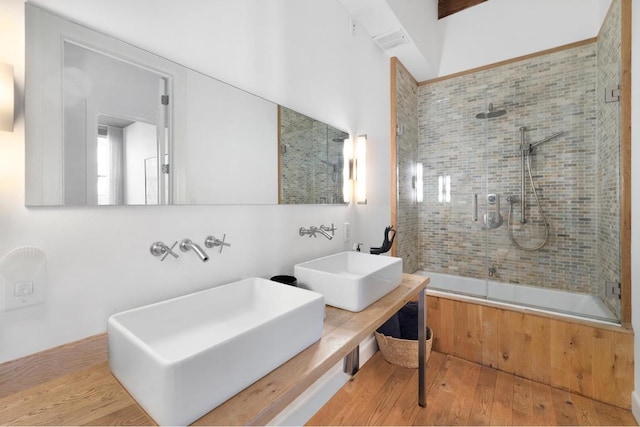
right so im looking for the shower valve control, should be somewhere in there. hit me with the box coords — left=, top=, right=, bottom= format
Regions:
left=481, top=193, right=503, bottom=230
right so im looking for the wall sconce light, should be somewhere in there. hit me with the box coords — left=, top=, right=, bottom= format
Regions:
left=437, top=175, right=451, bottom=203
left=0, top=63, right=14, bottom=132
left=342, top=135, right=367, bottom=204
left=355, top=135, right=367, bottom=204
left=415, top=162, right=423, bottom=203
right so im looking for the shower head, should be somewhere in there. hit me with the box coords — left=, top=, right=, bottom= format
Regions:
left=476, top=103, right=507, bottom=119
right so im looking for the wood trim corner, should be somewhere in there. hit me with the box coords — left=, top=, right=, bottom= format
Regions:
left=390, top=57, right=399, bottom=257
left=418, top=38, right=597, bottom=86
left=277, top=105, right=282, bottom=204
left=619, top=0, right=632, bottom=328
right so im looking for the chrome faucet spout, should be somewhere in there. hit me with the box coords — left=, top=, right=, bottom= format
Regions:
left=180, top=239, right=209, bottom=262
left=316, top=228, right=333, bottom=240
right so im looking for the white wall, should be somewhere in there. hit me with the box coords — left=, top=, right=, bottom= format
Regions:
left=124, top=122, right=157, bottom=204
left=0, top=0, right=391, bottom=363
left=386, top=0, right=443, bottom=78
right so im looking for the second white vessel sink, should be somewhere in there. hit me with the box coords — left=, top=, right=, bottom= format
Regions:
left=108, top=277, right=324, bottom=426
left=294, top=251, right=403, bottom=312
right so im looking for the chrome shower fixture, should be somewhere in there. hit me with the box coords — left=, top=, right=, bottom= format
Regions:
left=517, top=126, right=566, bottom=224
left=299, top=223, right=336, bottom=240
left=522, top=130, right=567, bottom=153
left=507, top=126, right=565, bottom=252
left=475, top=193, right=503, bottom=230
left=476, top=103, right=507, bottom=119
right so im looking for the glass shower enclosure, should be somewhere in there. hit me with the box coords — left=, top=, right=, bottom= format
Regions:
left=399, top=1, right=622, bottom=323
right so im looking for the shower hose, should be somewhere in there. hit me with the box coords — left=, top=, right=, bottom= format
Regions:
left=507, top=151, right=549, bottom=251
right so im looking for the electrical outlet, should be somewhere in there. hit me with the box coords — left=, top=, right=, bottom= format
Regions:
left=344, top=222, right=350, bottom=242
left=14, top=281, right=34, bottom=297
left=2, top=272, right=46, bottom=311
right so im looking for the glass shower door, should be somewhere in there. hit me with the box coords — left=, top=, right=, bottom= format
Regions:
left=479, top=93, right=502, bottom=301
left=597, top=16, right=622, bottom=321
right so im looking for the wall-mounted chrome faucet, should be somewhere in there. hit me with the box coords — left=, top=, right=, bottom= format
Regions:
left=299, top=223, right=336, bottom=240
left=152, top=235, right=230, bottom=262
left=318, top=224, right=336, bottom=240
left=315, top=228, right=333, bottom=240
left=299, top=226, right=317, bottom=238
left=150, top=241, right=179, bottom=261
left=204, top=234, right=231, bottom=253
left=180, top=239, right=209, bottom=262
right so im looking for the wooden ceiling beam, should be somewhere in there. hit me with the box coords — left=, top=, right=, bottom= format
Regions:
left=438, top=0, right=487, bottom=19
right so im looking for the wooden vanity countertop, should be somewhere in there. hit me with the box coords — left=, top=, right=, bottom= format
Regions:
left=0, top=273, right=428, bottom=426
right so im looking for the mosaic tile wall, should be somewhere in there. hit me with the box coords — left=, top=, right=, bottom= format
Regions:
left=597, top=0, right=622, bottom=318
left=417, top=42, right=601, bottom=294
left=394, top=63, right=420, bottom=274
left=280, top=107, right=347, bottom=204
left=280, top=106, right=313, bottom=203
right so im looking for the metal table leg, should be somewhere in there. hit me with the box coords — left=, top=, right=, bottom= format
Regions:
left=418, top=287, right=426, bottom=407
left=343, top=345, right=360, bottom=376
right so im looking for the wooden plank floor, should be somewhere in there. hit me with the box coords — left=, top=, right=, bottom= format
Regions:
left=307, top=351, right=637, bottom=426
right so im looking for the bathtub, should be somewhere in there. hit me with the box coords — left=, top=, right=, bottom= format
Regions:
left=415, top=270, right=618, bottom=324
left=417, top=269, right=633, bottom=409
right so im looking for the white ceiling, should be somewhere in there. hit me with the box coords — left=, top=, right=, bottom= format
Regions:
left=30, top=0, right=613, bottom=84
left=338, top=0, right=613, bottom=81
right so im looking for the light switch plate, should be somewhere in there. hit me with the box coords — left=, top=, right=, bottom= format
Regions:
left=14, top=281, right=34, bottom=297
left=2, top=268, right=46, bottom=311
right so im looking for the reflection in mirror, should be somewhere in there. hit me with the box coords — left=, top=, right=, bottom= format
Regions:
left=25, top=4, right=348, bottom=206
left=63, top=41, right=169, bottom=206
left=279, top=107, right=349, bottom=204
left=96, top=118, right=126, bottom=205
left=95, top=116, right=170, bottom=205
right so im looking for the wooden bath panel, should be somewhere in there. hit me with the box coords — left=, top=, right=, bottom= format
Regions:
left=426, top=294, right=634, bottom=409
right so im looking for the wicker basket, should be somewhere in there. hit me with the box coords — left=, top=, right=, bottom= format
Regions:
left=374, top=327, right=433, bottom=369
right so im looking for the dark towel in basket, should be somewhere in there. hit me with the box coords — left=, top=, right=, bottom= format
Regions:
left=398, top=301, right=419, bottom=340
left=376, top=312, right=402, bottom=338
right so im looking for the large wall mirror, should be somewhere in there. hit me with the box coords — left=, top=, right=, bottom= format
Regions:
left=25, top=4, right=349, bottom=206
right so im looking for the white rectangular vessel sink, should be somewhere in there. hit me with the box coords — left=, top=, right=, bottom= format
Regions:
left=108, top=278, right=324, bottom=426
left=294, top=251, right=403, bottom=312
